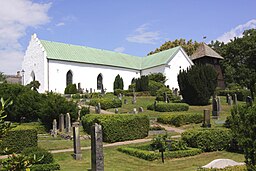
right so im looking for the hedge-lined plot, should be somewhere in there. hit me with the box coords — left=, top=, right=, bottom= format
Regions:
left=147, top=102, right=189, bottom=112
left=157, top=113, right=203, bottom=127
left=82, top=114, right=150, bottom=143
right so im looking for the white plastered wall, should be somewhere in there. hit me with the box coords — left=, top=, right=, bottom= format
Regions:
left=22, top=34, right=48, bottom=93
left=48, top=60, right=140, bottom=93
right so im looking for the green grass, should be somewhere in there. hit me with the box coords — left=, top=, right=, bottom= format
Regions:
left=53, top=145, right=245, bottom=171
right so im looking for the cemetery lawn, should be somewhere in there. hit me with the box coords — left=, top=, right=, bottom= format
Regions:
left=53, top=145, right=245, bottom=171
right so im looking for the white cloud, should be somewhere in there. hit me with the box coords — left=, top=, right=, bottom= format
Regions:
left=114, top=47, right=125, bottom=53
left=217, top=19, right=256, bottom=43
left=56, top=22, right=65, bottom=27
left=126, top=24, right=161, bottom=44
left=0, top=0, right=51, bottom=74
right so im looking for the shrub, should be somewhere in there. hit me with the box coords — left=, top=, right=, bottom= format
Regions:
left=157, top=113, right=203, bottom=127
left=135, top=75, right=149, bottom=92
left=178, top=65, right=217, bottom=105
left=0, top=129, right=37, bottom=154
left=113, top=74, right=124, bottom=91
left=147, top=102, right=189, bottom=112
left=216, top=89, right=250, bottom=101
left=89, top=98, right=122, bottom=110
left=30, top=163, right=60, bottom=171
left=148, top=73, right=167, bottom=84
left=155, top=87, right=174, bottom=101
left=148, top=80, right=165, bottom=96
left=22, top=147, right=54, bottom=164
left=64, top=84, right=78, bottom=94
left=82, top=114, right=150, bottom=143
left=181, top=129, right=232, bottom=152
left=80, top=106, right=90, bottom=118
left=198, top=165, right=246, bottom=171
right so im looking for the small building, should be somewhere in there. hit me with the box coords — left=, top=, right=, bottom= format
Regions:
left=190, top=43, right=225, bottom=88
left=5, top=71, right=22, bottom=84
left=22, top=34, right=194, bottom=93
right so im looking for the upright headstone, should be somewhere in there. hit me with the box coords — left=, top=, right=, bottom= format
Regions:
left=115, top=108, right=118, bottom=114
left=164, top=92, right=168, bottom=103
left=202, top=109, right=211, bottom=127
left=233, top=94, right=238, bottom=105
left=228, top=95, right=233, bottom=106
left=73, top=122, right=82, bottom=160
left=90, top=88, right=93, bottom=94
left=217, top=96, right=221, bottom=112
left=133, top=108, right=138, bottom=114
left=154, top=101, right=157, bottom=111
left=132, top=88, right=136, bottom=104
left=212, top=97, right=219, bottom=118
left=124, top=99, right=127, bottom=104
left=138, top=107, right=144, bottom=113
left=174, top=88, right=178, bottom=96
left=91, top=123, right=104, bottom=171
left=118, top=93, right=122, bottom=100
left=66, top=113, right=71, bottom=133
left=246, top=96, right=253, bottom=106
left=97, top=103, right=101, bottom=114
left=52, top=119, right=57, bottom=137
left=59, top=114, right=64, bottom=132
left=77, top=105, right=82, bottom=121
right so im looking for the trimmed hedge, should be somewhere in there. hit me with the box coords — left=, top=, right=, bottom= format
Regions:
left=22, top=147, right=54, bottom=164
left=30, top=163, right=60, bottom=171
left=0, top=129, right=37, bottom=154
left=157, top=113, right=203, bottom=127
left=89, top=98, right=122, bottom=110
left=117, top=147, right=202, bottom=161
left=181, top=129, right=232, bottom=152
left=216, top=89, right=250, bottom=101
left=82, top=114, right=150, bottom=143
left=147, top=102, right=189, bottom=112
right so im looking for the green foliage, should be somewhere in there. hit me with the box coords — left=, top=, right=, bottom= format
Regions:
left=89, top=98, right=122, bottom=110
left=0, top=98, right=12, bottom=138
left=26, top=80, right=40, bottom=92
left=147, top=102, right=189, bottom=112
left=30, top=163, right=61, bottom=171
left=216, top=89, right=250, bottom=101
left=0, top=72, right=6, bottom=82
left=148, top=81, right=165, bottom=96
left=178, top=65, right=217, bottom=105
left=82, top=114, right=150, bottom=143
left=80, top=106, right=90, bottom=118
left=148, top=38, right=200, bottom=56
left=135, top=75, right=149, bottom=92
left=157, top=113, right=203, bottom=127
left=0, top=129, right=38, bottom=154
left=22, top=147, right=54, bottom=164
left=150, top=134, right=169, bottom=151
left=198, top=165, right=246, bottom=171
left=64, top=84, right=78, bottom=94
left=181, top=129, right=232, bottom=152
left=148, top=73, right=167, bottom=84
left=113, top=74, right=124, bottom=91
left=155, top=87, right=175, bottom=101
left=230, top=104, right=256, bottom=169
left=38, top=92, right=78, bottom=130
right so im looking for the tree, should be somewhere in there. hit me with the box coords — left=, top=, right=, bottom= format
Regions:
left=0, top=72, right=6, bottom=83
left=148, top=73, right=167, bottom=84
left=135, top=75, right=149, bottom=92
left=26, top=80, right=40, bottom=92
left=148, top=38, right=200, bottom=56
left=230, top=104, right=256, bottom=170
left=178, top=65, right=217, bottom=105
left=113, top=74, right=124, bottom=91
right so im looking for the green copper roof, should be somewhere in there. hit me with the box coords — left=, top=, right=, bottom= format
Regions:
left=40, top=39, right=181, bottom=70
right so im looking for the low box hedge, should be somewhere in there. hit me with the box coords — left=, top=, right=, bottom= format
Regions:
left=157, top=113, right=203, bottom=127
left=117, top=146, right=202, bottom=161
left=0, top=129, right=37, bottom=154
left=82, top=114, right=150, bottom=143
left=181, top=129, right=232, bottom=152
left=89, top=98, right=122, bottom=110
left=147, top=102, right=189, bottom=112
left=30, top=163, right=60, bottom=171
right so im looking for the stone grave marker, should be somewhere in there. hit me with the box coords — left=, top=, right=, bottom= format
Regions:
left=164, top=92, right=168, bottom=103
left=202, top=109, right=211, bottom=127
left=246, top=96, right=253, bottom=106
left=52, top=119, right=57, bottom=137
left=91, top=123, right=104, bottom=171
left=115, top=108, right=118, bottom=114
left=132, top=88, right=136, bottom=104
left=233, top=94, right=238, bottom=105
left=59, top=114, right=64, bottom=132
left=66, top=113, right=71, bottom=133
left=217, top=96, right=221, bottom=112
left=228, top=95, right=233, bottom=106
left=73, top=122, right=82, bottom=160
left=133, top=108, right=138, bottom=114
left=212, top=97, right=219, bottom=118
left=138, top=107, right=144, bottom=113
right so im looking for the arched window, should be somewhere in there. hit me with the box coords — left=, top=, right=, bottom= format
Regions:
left=30, top=71, right=35, bottom=82
left=97, top=74, right=103, bottom=90
left=66, top=70, right=73, bottom=86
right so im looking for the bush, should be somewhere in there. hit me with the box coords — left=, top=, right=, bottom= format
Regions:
left=64, top=84, right=78, bottom=94
left=178, top=65, right=217, bottom=105
left=147, top=102, right=189, bottom=112
left=135, top=75, right=149, bottom=92
left=82, top=114, right=149, bottom=143
left=22, top=147, right=54, bottom=164
left=216, top=89, right=250, bottom=101
left=30, top=163, right=60, bottom=171
left=0, top=129, right=37, bottom=154
left=113, top=74, right=124, bottom=91
left=148, top=81, right=165, bottom=96
left=157, top=113, right=203, bottom=127
left=80, top=106, right=90, bottom=118
left=181, top=129, right=232, bottom=152
left=155, top=87, right=174, bottom=101
left=198, top=165, right=246, bottom=171
left=89, top=98, right=122, bottom=110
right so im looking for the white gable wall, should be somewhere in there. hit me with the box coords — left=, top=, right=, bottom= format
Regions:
left=48, top=60, right=140, bottom=94
left=22, top=34, right=47, bottom=93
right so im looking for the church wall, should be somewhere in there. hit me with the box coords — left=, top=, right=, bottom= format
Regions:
left=22, top=34, right=47, bottom=93
left=48, top=60, right=140, bottom=93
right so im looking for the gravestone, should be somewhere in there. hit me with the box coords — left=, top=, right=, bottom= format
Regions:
left=73, top=122, right=82, bottom=160
left=52, top=119, right=57, bottom=137
left=78, top=105, right=82, bottom=121
left=228, top=95, right=233, bottom=106
left=124, top=99, right=127, bottom=104
left=154, top=101, right=157, bottom=111
left=133, top=108, right=138, bottom=114
left=164, top=92, right=168, bottom=103
left=59, top=114, right=64, bottom=132
left=138, top=107, right=144, bottom=113
left=233, top=94, right=238, bottom=105
left=217, top=96, right=221, bottom=112
left=91, top=123, right=104, bottom=171
left=66, top=113, right=71, bottom=133
left=226, top=94, right=229, bottom=103
left=115, top=108, right=118, bottom=114
left=132, top=88, right=136, bottom=104
left=90, top=88, right=92, bottom=94
left=118, top=93, right=122, bottom=100
left=97, top=103, right=101, bottom=114
left=246, top=96, right=253, bottom=106
left=212, top=97, right=219, bottom=118
left=202, top=109, right=211, bottom=127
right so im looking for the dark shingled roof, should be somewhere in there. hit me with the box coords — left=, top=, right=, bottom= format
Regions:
left=190, top=43, right=224, bottom=60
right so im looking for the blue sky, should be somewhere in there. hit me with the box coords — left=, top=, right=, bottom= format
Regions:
left=1, top=0, right=256, bottom=74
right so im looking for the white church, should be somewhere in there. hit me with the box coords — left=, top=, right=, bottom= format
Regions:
left=22, top=34, right=194, bottom=93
